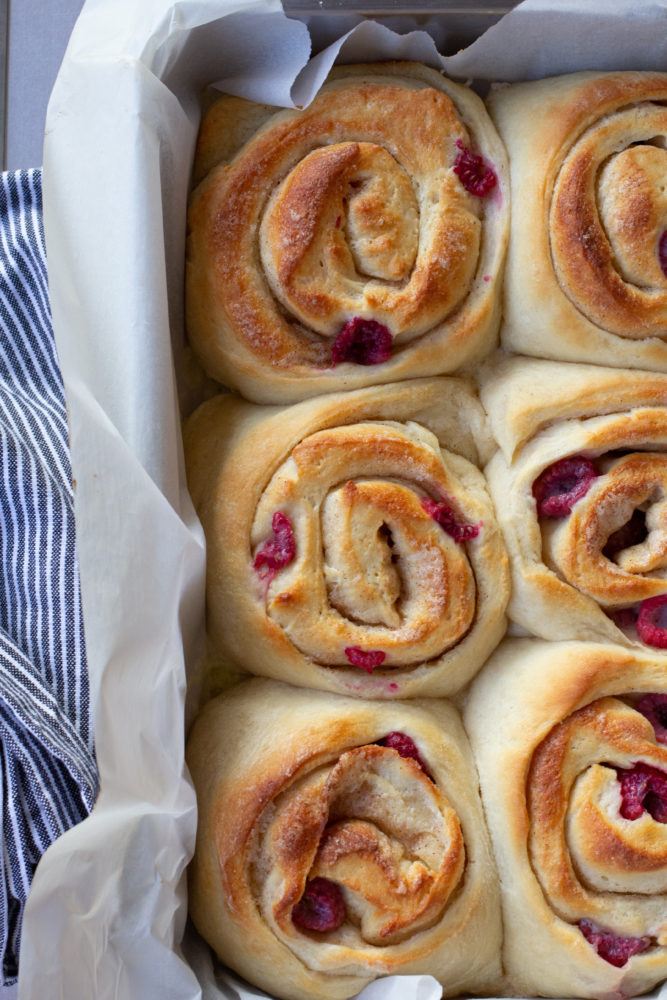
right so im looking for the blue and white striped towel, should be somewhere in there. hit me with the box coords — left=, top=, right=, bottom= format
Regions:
left=0, top=169, right=98, bottom=984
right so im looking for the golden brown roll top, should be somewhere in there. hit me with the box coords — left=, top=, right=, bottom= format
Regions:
left=183, top=378, right=509, bottom=699
left=479, top=356, right=667, bottom=649
left=186, top=62, right=509, bottom=403
left=489, top=70, right=667, bottom=371
left=464, top=639, right=667, bottom=999
left=187, top=679, right=502, bottom=1000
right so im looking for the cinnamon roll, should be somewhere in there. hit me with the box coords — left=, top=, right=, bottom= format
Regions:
left=183, top=378, right=508, bottom=699
left=480, top=356, right=667, bottom=649
left=186, top=62, right=509, bottom=404
left=464, top=638, right=667, bottom=999
left=488, top=70, right=667, bottom=371
left=186, top=678, right=502, bottom=1000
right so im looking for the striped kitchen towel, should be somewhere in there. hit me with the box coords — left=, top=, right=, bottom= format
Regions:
left=0, top=169, right=98, bottom=984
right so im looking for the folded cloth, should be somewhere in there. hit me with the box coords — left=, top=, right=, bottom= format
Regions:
left=0, top=169, right=98, bottom=984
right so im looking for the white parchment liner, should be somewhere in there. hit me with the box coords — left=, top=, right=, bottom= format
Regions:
left=15, top=0, right=667, bottom=997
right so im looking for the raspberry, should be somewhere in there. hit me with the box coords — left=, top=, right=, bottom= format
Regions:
left=421, top=497, right=481, bottom=543
left=292, top=877, right=345, bottom=932
left=610, top=606, right=639, bottom=631
left=453, top=140, right=497, bottom=197
left=616, top=762, right=667, bottom=823
left=331, top=318, right=392, bottom=366
left=253, top=512, right=295, bottom=582
left=636, top=595, right=667, bottom=648
left=532, top=456, right=598, bottom=517
left=377, top=731, right=430, bottom=776
left=579, top=919, right=651, bottom=967
left=636, top=694, right=667, bottom=745
left=344, top=647, right=386, bottom=673
left=659, top=231, right=667, bottom=279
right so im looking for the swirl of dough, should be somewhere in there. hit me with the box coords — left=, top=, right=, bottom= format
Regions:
left=187, top=680, right=502, bottom=1000
left=488, top=70, right=667, bottom=371
left=465, top=639, right=667, bottom=999
left=551, top=106, right=667, bottom=338
left=184, top=379, right=509, bottom=699
left=259, top=744, right=464, bottom=950
left=530, top=698, right=667, bottom=930
left=186, top=62, right=508, bottom=403
left=253, top=422, right=476, bottom=667
left=480, top=357, right=667, bottom=649
left=544, top=453, right=667, bottom=608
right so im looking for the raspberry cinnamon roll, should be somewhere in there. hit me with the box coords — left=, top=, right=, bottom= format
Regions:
left=186, top=679, right=502, bottom=1000
left=465, top=638, right=667, bottom=999
left=186, top=62, right=509, bottom=404
left=480, top=356, right=667, bottom=649
left=488, top=70, right=667, bottom=371
left=184, top=378, right=508, bottom=699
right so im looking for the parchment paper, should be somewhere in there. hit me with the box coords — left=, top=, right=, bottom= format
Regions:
left=15, top=1, right=667, bottom=997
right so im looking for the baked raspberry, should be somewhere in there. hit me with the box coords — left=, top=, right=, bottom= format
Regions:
left=532, top=456, right=598, bottom=517
left=603, top=510, right=646, bottom=560
left=292, top=877, right=345, bottom=932
left=331, top=318, right=392, bottom=366
left=636, top=595, right=667, bottom=648
left=610, top=606, right=639, bottom=631
left=636, top=694, right=667, bottom=745
left=377, top=731, right=430, bottom=776
left=253, top=512, right=295, bottom=582
left=579, top=919, right=651, bottom=967
left=421, top=497, right=481, bottom=543
left=659, top=230, right=667, bottom=279
left=344, top=647, right=386, bottom=673
left=616, top=762, right=667, bottom=823
left=453, top=140, right=497, bottom=197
